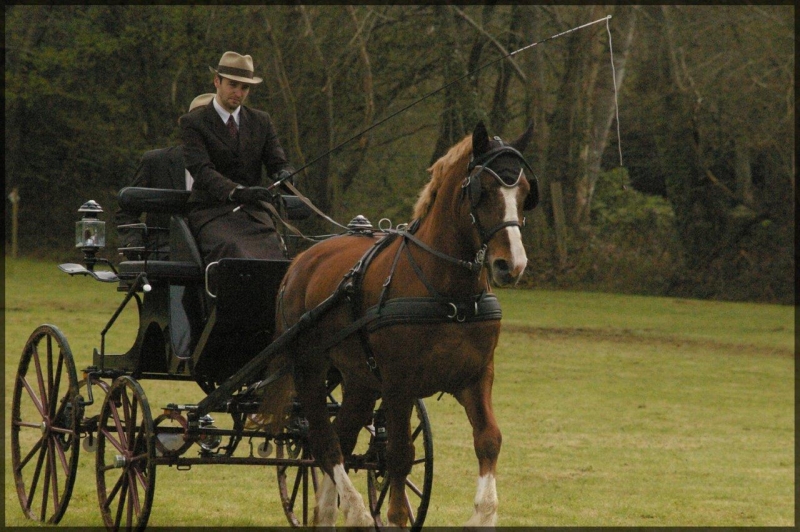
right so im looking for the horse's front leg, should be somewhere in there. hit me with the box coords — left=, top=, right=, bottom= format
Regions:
left=455, top=366, right=502, bottom=528
left=382, top=394, right=415, bottom=528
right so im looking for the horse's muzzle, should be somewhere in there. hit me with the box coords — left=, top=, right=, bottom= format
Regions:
left=489, top=257, right=526, bottom=286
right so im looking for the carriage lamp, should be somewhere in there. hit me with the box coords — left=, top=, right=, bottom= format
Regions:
left=75, top=200, right=106, bottom=270
left=197, top=415, right=222, bottom=452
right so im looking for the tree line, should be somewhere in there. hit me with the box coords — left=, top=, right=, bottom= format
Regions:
left=4, top=5, right=794, bottom=303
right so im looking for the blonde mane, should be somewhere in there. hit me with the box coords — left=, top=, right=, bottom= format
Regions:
left=412, top=135, right=474, bottom=220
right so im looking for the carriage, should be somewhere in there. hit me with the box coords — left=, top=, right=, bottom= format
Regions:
left=11, top=121, right=537, bottom=530
left=10, top=187, right=434, bottom=530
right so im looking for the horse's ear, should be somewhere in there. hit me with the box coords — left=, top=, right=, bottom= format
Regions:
left=472, top=121, right=491, bottom=156
left=510, top=123, right=534, bottom=153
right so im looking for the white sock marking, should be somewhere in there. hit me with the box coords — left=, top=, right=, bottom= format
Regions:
left=315, top=472, right=338, bottom=526
left=332, top=463, right=374, bottom=527
left=466, top=473, right=498, bottom=527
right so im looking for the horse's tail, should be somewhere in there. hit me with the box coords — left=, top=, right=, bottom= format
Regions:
left=250, top=350, right=296, bottom=435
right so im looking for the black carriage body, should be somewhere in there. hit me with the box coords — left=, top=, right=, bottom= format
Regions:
left=92, top=188, right=290, bottom=391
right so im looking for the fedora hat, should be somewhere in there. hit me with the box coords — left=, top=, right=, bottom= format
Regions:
left=209, top=51, right=263, bottom=84
left=188, top=92, right=215, bottom=112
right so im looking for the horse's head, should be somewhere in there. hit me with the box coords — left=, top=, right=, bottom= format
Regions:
left=463, top=121, right=539, bottom=286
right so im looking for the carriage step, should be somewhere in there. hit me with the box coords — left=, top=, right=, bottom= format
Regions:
left=58, top=263, right=119, bottom=282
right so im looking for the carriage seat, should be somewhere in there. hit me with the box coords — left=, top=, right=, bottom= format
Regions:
left=117, top=187, right=204, bottom=283
left=117, top=186, right=191, bottom=216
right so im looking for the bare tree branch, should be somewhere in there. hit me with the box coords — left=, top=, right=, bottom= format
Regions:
left=449, top=5, right=528, bottom=84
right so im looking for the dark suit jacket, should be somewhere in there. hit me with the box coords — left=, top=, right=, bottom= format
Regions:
left=115, top=145, right=187, bottom=256
left=180, top=102, right=291, bottom=231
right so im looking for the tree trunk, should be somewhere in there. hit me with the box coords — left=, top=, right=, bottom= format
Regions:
left=545, top=7, right=599, bottom=233
left=429, top=5, right=485, bottom=165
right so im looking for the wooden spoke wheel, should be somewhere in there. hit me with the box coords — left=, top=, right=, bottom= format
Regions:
left=10, top=325, right=81, bottom=524
left=96, top=376, right=156, bottom=531
left=277, top=371, right=340, bottom=526
left=276, top=440, right=323, bottom=526
left=367, top=399, right=434, bottom=530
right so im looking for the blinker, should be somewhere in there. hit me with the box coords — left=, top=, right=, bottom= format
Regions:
left=466, top=146, right=540, bottom=211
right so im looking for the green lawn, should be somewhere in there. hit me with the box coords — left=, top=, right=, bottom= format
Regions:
left=4, top=257, right=794, bottom=527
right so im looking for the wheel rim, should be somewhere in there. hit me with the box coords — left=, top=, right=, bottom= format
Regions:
left=96, top=376, right=156, bottom=531
left=10, top=325, right=81, bottom=524
left=367, top=399, right=434, bottom=530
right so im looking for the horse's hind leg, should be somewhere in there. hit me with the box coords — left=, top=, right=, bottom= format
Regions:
left=296, top=365, right=373, bottom=528
left=455, top=369, right=502, bottom=527
left=333, top=380, right=378, bottom=457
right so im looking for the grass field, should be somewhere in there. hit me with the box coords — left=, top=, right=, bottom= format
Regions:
left=4, top=257, right=794, bottom=527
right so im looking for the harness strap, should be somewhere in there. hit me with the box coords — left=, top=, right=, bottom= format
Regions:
left=478, top=220, right=522, bottom=244
left=346, top=232, right=400, bottom=380
left=402, top=241, right=446, bottom=302
left=308, top=293, right=502, bottom=357
left=377, top=236, right=408, bottom=309
left=398, top=230, right=483, bottom=274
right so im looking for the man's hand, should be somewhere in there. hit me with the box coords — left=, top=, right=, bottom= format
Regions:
left=272, top=168, right=295, bottom=185
left=231, top=186, right=273, bottom=205
left=272, top=168, right=296, bottom=194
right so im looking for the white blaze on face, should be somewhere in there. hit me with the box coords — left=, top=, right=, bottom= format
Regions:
left=500, top=187, right=528, bottom=274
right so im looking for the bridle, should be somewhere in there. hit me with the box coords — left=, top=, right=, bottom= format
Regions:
left=395, top=139, right=540, bottom=278
left=459, top=139, right=540, bottom=265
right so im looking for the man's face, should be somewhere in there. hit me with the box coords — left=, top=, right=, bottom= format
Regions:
left=214, top=76, right=251, bottom=112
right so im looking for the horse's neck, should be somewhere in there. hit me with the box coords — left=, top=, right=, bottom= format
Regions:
left=411, top=189, right=486, bottom=294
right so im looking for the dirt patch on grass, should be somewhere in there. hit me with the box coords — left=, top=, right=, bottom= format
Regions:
left=501, top=324, right=793, bottom=358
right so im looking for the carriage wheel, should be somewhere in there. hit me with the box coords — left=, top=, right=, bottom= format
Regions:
left=276, top=442, right=323, bottom=526
left=96, top=376, right=156, bottom=531
left=367, top=398, right=434, bottom=530
left=277, top=371, right=340, bottom=526
left=10, top=325, right=81, bottom=524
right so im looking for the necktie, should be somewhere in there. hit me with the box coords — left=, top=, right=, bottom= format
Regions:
left=227, top=115, right=238, bottom=139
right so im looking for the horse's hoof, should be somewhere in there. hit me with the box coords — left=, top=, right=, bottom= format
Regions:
left=465, top=512, right=497, bottom=528
left=342, top=506, right=375, bottom=529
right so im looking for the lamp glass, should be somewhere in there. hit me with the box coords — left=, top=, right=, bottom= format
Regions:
left=75, top=219, right=106, bottom=248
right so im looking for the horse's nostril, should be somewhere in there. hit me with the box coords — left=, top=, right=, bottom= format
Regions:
left=494, top=259, right=509, bottom=273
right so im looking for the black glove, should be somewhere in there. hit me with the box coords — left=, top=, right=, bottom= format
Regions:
left=272, top=168, right=295, bottom=190
left=231, top=186, right=273, bottom=205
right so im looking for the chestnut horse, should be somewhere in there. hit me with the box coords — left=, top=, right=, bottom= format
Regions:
left=260, top=121, right=537, bottom=527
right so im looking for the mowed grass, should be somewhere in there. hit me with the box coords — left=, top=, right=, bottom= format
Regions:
left=4, top=257, right=794, bottom=527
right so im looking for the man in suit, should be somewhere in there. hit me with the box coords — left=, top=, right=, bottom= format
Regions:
left=180, top=51, right=296, bottom=264
left=115, top=93, right=216, bottom=260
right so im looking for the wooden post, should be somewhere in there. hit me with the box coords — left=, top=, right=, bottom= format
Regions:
left=550, top=181, right=568, bottom=269
left=8, top=187, right=20, bottom=259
